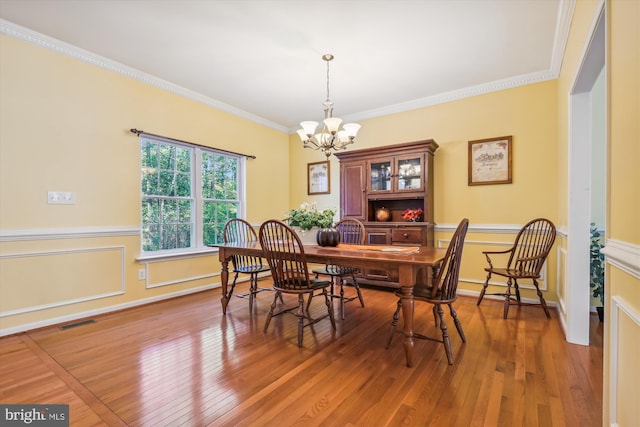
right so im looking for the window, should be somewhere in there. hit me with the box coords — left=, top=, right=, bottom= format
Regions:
left=140, top=135, right=243, bottom=253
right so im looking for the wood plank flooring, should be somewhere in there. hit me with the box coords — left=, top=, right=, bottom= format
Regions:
left=0, top=281, right=603, bottom=426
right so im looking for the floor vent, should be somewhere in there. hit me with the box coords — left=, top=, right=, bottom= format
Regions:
left=60, top=319, right=96, bottom=330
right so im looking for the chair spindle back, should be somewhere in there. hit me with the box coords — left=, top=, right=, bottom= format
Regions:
left=259, top=220, right=312, bottom=291
left=335, top=218, right=366, bottom=245
left=223, top=218, right=263, bottom=271
left=510, top=218, right=556, bottom=275
left=432, top=218, right=469, bottom=301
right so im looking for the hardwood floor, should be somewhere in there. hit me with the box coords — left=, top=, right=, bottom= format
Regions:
left=0, top=281, right=603, bottom=426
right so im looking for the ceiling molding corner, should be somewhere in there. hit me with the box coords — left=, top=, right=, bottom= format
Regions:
left=0, top=19, right=289, bottom=134
left=550, top=0, right=576, bottom=75
left=336, top=69, right=559, bottom=129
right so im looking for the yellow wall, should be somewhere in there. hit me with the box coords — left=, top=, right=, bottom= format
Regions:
left=0, top=35, right=289, bottom=332
left=2, top=3, right=639, bottom=422
left=290, top=80, right=560, bottom=301
left=552, top=0, right=640, bottom=423
left=605, top=0, right=640, bottom=425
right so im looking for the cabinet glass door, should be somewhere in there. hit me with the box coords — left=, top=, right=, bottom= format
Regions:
left=369, top=160, right=392, bottom=192
left=396, top=156, right=423, bottom=191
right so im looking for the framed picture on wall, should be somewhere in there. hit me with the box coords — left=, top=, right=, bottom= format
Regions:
left=468, top=136, right=513, bottom=185
left=307, top=161, right=330, bottom=195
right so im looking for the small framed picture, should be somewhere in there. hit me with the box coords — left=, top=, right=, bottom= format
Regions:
left=468, top=136, right=513, bottom=185
left=307, top=161, right=330, bottom=195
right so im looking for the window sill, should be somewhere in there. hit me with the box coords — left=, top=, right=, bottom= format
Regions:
left=137, top=247, right=218, bottom=263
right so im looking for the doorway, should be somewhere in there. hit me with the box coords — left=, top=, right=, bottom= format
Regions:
left=565, top=2, right=605, bottom=345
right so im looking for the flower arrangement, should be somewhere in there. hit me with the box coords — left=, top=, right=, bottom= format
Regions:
left=285, top=202, right=336, bottom=230
left=401, top=208, right=423, bottom=222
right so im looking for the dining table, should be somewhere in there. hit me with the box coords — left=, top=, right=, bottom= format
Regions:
left=212, top=241, right=447, bottom=367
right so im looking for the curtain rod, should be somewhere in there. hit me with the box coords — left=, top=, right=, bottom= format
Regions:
left=129, top=129, right=256, bottom=159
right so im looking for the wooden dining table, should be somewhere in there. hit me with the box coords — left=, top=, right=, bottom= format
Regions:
left=213, top=241, right=447, bottom=367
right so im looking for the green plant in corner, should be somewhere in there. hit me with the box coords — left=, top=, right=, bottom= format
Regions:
left=285, top=202, right=336, bottom=231
left=590, top=222, right=605, bottom=306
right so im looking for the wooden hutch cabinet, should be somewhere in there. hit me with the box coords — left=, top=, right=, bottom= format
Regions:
left=335, top=139, right=438, bottom=287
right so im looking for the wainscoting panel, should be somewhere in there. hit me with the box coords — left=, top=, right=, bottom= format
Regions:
left=0, top=246, right=125, bottom=316
left=609, top=296, right=640, bottom=425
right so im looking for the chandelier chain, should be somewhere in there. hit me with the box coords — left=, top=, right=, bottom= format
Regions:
left=326, top=59, right=331, bottom=103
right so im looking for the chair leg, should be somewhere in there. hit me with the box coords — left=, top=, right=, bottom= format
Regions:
left=477, top=272, right=491, bottom=305
left=449, top=303, right=466, bottom=343
left=248, top=273, right=257, bottom=313
left=263, top=292, right=280, bottom=333
left=514, top=279, right=522, bottom=305
left=386, top=299, right=402, bottom=348
left=533, top=278, right=552, bottom=319
left=353, top=275, right=365, bottom=308
left=306, top=292, right=314, bottom=312
left=436, top=304, right=454, bottom=365
left=323, top=287, right=336, bottom=330
left=503, top=278, right=513, bottom=319
left=339, top=279, right=346, bottom=319
left=297, top=294, right=305, bottom=347
left=228, top=272, right=240, bottom=301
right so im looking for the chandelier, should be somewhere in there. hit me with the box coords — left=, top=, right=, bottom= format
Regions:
left=297, top=54, right=361, bottom=158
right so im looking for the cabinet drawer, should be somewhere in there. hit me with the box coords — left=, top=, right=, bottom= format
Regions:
left=391, top=228, right=423, bottom=244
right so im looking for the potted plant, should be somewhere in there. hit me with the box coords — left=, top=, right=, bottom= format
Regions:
left=590, top=222, right=605, bottom=321
left=285, top=202, right=336, bottom=244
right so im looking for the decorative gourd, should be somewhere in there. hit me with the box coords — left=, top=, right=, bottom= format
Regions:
left=375, top=207, right=391, bottom=221
left=316, top=228, right=340, bottom=247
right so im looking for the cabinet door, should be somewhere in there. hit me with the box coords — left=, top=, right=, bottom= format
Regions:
left=340, top=161, right=366, bottom=220
left=395, top=153, right=425, bottom=192
left=368, top=158, right=393, bottom=193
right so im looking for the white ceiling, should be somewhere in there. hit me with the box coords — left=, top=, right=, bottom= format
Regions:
left=0, top=0, right=571, bottom=133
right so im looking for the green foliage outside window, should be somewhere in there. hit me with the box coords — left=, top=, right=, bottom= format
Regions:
left=141, top=139, right=240, bottom=252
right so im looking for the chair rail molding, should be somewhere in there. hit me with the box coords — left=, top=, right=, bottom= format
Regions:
left=435, top=223, right=525, bottom=234
left=602, top=239, right=640, bottom=279
left=0, top=226, right=140, bottom=242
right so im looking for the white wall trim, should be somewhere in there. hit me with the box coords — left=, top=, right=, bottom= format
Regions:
left=137, top=247, right=216, bottom=262
left=602, top=239, right=640, bottom=279
left=0, top=282, right=220, bottom=337
left=0, top=19, right=289, bottom=134
left=344, top=70, right=559, bottom=127
left=0, top=226, right=139, bottom=241
left=146, top=273, right=219, bottom=289
left=550, top=0, right=577, bottom=75
left=435, top=223, right=526, bottom=234
left=609, top=296, right=640, bottom=426
left=556, top=246, right=568, bottom=316
left=0, top=246, right=126, bottom=317
left=0, top=11, right=574, bottom=136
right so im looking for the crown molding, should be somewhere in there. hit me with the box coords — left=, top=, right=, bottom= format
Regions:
left=0, top=19, right=289, bottom=134
left=340, top=69, right=560, bottom=127
left=2, top=0, right=574, bottom=137
left=307, top=0, right=576, bottom=130
left=550, top=0, right=576, bottom=75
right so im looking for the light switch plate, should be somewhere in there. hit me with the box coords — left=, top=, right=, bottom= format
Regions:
left=48, top=191, right=76, bottom=205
